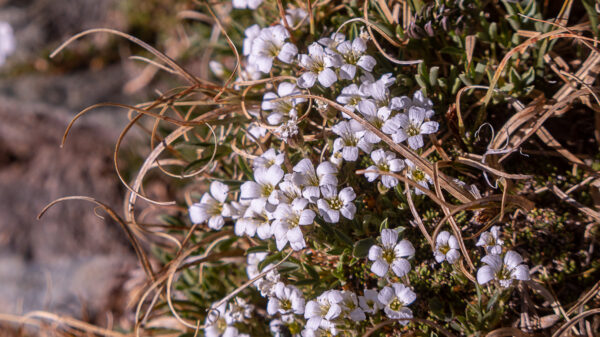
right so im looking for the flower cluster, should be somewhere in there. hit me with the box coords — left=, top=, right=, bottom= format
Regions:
left=475, top=226, right=530, bottom=288
left=189, top=149, right=356, bottom=257
left=183, top=1, right=537, bottom=335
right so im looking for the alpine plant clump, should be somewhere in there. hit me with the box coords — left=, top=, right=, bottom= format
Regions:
left=53, top=0, right=600, bottom=335
left=180, top=2, right=538, bottom=336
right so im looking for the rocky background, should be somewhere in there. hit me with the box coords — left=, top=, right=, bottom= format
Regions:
left=0, top=0, right=178, bottom=332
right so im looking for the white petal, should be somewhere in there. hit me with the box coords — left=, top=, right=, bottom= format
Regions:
left=210, top=181, right=229, bottom=203
left=299, top=209, right=316, bottom=225
left=368, top=245, right=383, bottom=261
left=448, top=235, right=460, bottom=249
left=339, top=64, right=356, bottom=80
left=436, top=231, right=450, bottom=245
left=342, top=146, right=359, bottom=161
left=364, top=165, right=379, bottom=182
left=394, top=239, right=415, bottom=257
left=482, top=254, right=502, bottom=272
left=316, top=161, right=338, bottom=176
left=208, top=216, right=224, bottom=230
left=303, top=186, right=321, bottom=202
left=408, top=106, right=426, bottom=125
left=261, top=92, right=278, bottom=111
left=391, top=259, right=411, bottom=277
left=297, top=72, right=317, bottom=88
left=317, top=68, right=337, bottom=87
left=341, top=203, right=356, bottom=220
left=320, top=185, right=337, bottom=199
left=504, top=250, right=523, bottom=270
left=381, top=229, right=398, bottom=248
left=407, top=135, right=424, bottom=149
left=357, top=55, right=376, bottom=72
left=257, top=222, right=272, bottom=239
left=324, top=209, right=340, bottom=223
left=446, top=249, right=460, bottom=264
left=511, top=264, right=530, bottom=281
left=397, top=286, right=417, bottom=305
left=371, top=259, right=389, bottom=277
left=339, top=187, right=356, bottom=203
left=189, top=204, right=208, bottom=224
left=389, top=159, right=405, bottom=172
left=477, top=265, right=495, bottom=285
left=278, top=43, right=298, bottom=63
left=381, top=175, right=398, bottom=188
left=287, top=226, right=304, bottom=242
left=255, top=55, right=274, bottom=73
left=377, top=286, right=394, bottom=305
left=420, top=121, right=439, bottom=134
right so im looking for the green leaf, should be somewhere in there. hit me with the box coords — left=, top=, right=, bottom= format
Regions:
left=246, top=245, right=268, bottom=254
left=429, top=66, right=439, bottom=87
left=379, top=217, right=389, bottom=231
left=352, top=237, right=376, bottom=258
left=258, top=251, right=283, bottom=271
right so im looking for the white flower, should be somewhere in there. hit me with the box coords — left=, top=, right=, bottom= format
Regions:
left=368, top=229, right=415, bottom=277
left=235, top=198, right=273, bottom=239
left=301, top=320, right=337, bottom=337
left=329, top=148, right=343, bottom=168
left=239, top=62, right=262, bottom=82
left=223, top=200, right=251, bottom=220
left=297, top=42, right=340, bottom=88
left=340, top=291, right=366, bottom=322
left=246, top=253, right=281, bottom=296
left=434, top=231, right=461, bottom=264
left=0, top=22, right=15, bottom=66
left=228, top=297, right=254, bottom=322
left=233, top=0, right=263, bottom=9
left=273, top=198, right=315, bottom=251
left=332, top=38, right=376, bottom=80
left=189, top=181, right=229, bottom=230
left=317, top=185, right=356, bottom=223
left=268, top=282, right=306, bottom=316
left=304, top=290, right=343, bottom=330
left=275, top=116, right=300, bottom=141
left=382, top=106, right=439, bottom=149
left=317, top=32, right=346, bottom=49
left=282, top=8, right=309, bottom=29
left=406, top=90, right=435, bottom=118
left=271, top=174, right=304, bottom=205
left=377, top=283, right=416, bottom=323
left=247, top=122, right=268, bottom=141
left=476, top=226, right=503, bottom=255
left=477, top=251, right=530, bottom=288
left=336, top=84, right=369, bottom=115
left=331, top=120, right=372, bottom=161
left=240, top=165, right=284, bottom=205
left=262, top=82, right=306, bottom=126
left=292, top=159, right=338, bottom=202
left=364, top=149, right=405, bottom=188
left=253, top=148, right=285, bottom=170
left=405, top=159, right=433, bottom=195
left=363, top=73, right=395, bottom=107
left=204, top=302, right=238, bottom=337
left=356, top=100, right=392, bottom=143
left=250, top=25, right=298, bottom=73
left=358, top=289, right=382, bottom=315
left=243, top=24, right=261, bottom=56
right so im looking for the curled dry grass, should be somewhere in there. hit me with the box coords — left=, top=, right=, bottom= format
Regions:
left=1, top=0, right=599, bottom=336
